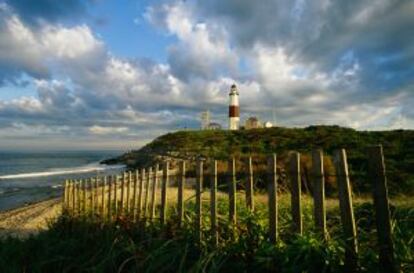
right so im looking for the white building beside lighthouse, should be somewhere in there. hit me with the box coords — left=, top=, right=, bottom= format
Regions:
left=228, top=84, right=240, bottom=130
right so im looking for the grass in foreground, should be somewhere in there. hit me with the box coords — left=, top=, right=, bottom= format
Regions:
left=0, top=194, right=413, bottom=273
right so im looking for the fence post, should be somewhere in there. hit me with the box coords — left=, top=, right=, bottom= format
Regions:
left=150, top=165, right=159, bottom=222
left=290, top=152, right=302, bottom=235
left=63, top=180, right=68, bottom=210
left=210, top=159, right=218, bottom=246
left=77, top=180, right=81, bottom=216
left=268, top=154, right=278, bottom=243
left=90, top=178, right=94, bottom=216
left=67, top=180, right=70, bottom=209
left=138, top=168, right=145, bottom=222
left=101, top=176, right=106, bottom=219
left=95, top=177, right=99, bottom=214
left=229, top=157, right=237, bottom=227
left=144, top=167, right=152, bottom=221
left=178, top=160, right=185, bottom=227
left=196, top=159, right=204, bottom=243
left=247, top=156, right=254, bottom=211
left=93, top=177, right=97, bottom=214
left=334, top=149, right=358, bottom=272
left=114, top=175, right=119, bottom=217
left=312, top=149, right=326, bottom=238
left=132, top=170, right=138, bottom=222
left=85, top=179, right=90, bottom=216
left=125, top=171, right=131, bottom=212
left=107, top=176, right=113, bottom=221
left=160, top=161, right=169, bottom=225
left=71, top=180, right=76, bottom=215
left=367, top=145, right=399, bottom=273
left=80, top=180, right=84, bottom=215
left=72, top=181, right=75, bottom=213
left=120, top=172, right=126, bottom=215
left=88, top=179, right=92, bottom=216
left=82, top=179, right=87, bottom=216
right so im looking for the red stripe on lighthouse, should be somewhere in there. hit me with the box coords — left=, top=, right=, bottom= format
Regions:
left=229, top=106, right=240, bottom=117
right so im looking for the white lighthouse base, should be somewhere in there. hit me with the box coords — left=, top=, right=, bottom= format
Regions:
left=229, top=117, right=240, bottom=130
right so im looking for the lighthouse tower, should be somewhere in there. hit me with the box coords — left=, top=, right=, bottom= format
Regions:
left=228, top=84, right=240, bottom=130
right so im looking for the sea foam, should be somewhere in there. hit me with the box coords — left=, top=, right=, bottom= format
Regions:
left=0, top=163, right=124, bottom=180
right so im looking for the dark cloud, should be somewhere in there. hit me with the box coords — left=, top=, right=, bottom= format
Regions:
left=195, top=0, right=414, bottom=90
left=4, top=0, right=88, bottom=25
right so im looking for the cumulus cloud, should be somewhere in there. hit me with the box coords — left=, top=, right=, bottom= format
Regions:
left=146, top=2, right=238, bottom=81
left=0, top=6, right=105, bottom=85
left=0, top=0, right=413, bottom=150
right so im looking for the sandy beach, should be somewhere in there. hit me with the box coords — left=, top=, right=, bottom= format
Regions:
left=0, top=198, right=61, bottom=238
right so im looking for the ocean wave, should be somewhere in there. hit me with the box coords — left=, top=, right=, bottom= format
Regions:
left=0, top=163, right=124, bottom=180
left=0, top=187, right=20, bottom=195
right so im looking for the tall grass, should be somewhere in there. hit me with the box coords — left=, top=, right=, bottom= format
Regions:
left=0, top=194, right=413, bottom=273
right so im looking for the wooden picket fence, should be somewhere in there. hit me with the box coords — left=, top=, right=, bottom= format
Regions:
left=62, top=145, right=399, bottom=273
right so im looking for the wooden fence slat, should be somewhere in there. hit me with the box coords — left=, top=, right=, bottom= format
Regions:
left=88, top=179, right=92, bottom=215
left=144, top=167, right=152, bottom=221
left=64, top=180, right=68, bottom=210
left=90, top=178, right=95, bottom=216
left=132, top=170, right=138, bottom=221
left=66, top=180, right=71, bottom=212
left=268, top=154, right=278, bottom=243
left=68, top=180, right=72, bottom=213
left=63, top=180, right=68, bottom=209
left=77, top=180, right=81, bottom=216
left=196, top=159, right=203, bottom=243
left=72, top=181, right=75, bottom=213
left=120, top=172, right=125, bottom=215
left=66, top=180, right=70, bottom=209
left=210, top=160, right=218, bottom=246
left=126, top=171, right=131, bottom=214
left=71, top=180, right=76, bottom=215
left=290, top=152, right=302, bottom=235
left=86, top=179, right=90, bottom=216
left=229, top=157, right=237, bottom=226
left=367, top=145, right=399, bottom=273
left=138, top=169, right=145, bottom=221
left=178, top=161, right=185, bottom=227
left=107, top=176, right=113, bottom=221
left=150, top=165, right=159, bottom=222
left=334, top=149, right=358, bottom=272
left=160, top=161, right=169, bottom=225
left=93, top=178, right=96, bottom=215
left=101, top=176, right=106, bottom=218
left=94, top=178, right=97, bottom=215
left=247, top=157, right=254, bottom=211
left=93, top=178, right=97, bottom=214
left=312, top=149, right=326, bottom=238
left=79, top=180, right=83, bottom=215
left=114, top=175, right=119, bottom=217
left=82, top=179, right=87, bottom=215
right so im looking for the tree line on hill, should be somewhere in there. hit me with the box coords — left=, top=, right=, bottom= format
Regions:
left=103, top=126, right=414, bottom=196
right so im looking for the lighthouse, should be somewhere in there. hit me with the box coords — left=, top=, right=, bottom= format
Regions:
left=228, top=84, right=240, bottom=130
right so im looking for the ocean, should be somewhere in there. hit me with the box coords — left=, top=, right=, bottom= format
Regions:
left=0, top=151, right=125, bottom=212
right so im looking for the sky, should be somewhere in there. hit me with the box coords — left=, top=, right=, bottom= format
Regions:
left=0, top=0, right=413, bottom=151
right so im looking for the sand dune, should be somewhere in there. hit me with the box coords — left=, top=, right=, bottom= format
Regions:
left=0, top=198, right=61, bottom=238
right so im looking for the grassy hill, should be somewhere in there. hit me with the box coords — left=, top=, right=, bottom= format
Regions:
left=105, top=125, right=414, bottom=195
